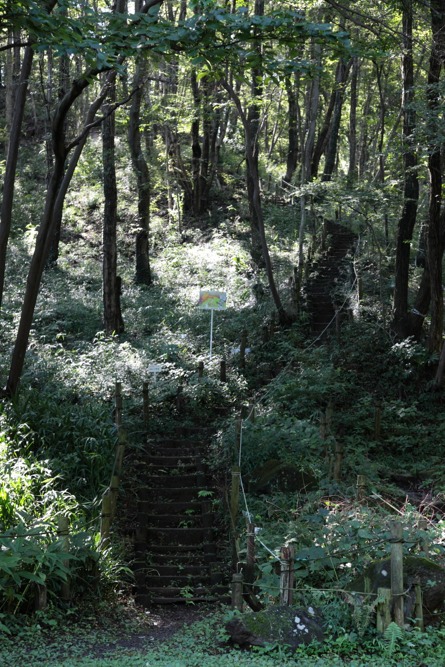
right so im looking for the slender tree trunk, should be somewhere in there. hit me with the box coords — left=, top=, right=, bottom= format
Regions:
left=3, top=0, right=165, bottom=395
left=0, top=46, right=34, bottom=308
left=375, top=61, right=386, bottom=183
left=347, top=56, right=359, bottom=182
left=426, top=0, right=445, bottom=352
left=392, top=0, right=419, bottom=338
left=322, top=58, right=351, bottom=182
left=282, top=73, right=299, bottom=186
left=245, top=0, right=265, bottom=266
left=222, top=79, right=292, bottom=326
left=128, top=51, right=152, bottom=285
left=5, top=72, right=95, bottom=395
left=102, top=82, right=124, bottom=334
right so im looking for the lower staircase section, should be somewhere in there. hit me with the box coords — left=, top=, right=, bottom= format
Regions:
left=132, top=431, right=229, bottom=605
left=304, top=220, right=357, bottom=338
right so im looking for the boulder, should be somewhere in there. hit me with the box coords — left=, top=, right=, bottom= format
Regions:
left=226, top=606, right=323, bottom=652
left=349, top=555, right=445, bottom=626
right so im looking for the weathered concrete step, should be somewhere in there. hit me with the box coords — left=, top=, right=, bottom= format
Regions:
left=142, top=513, right=215, bottom=528
left=134, top=563, right=212, bottom=578
left=145, top=543, right=218, bottom=559
left=143, top=573, right=223, bottom=588
left=136, top=584, right=229, bottom=606
left=138, top=500, right=205, bottom=515
left=146, top=526, right=215, bottom=545
left=146, top=438, right=207, bottom=450
left=143, top=454, right=202, bottom=467
left=139, top=486, right=212, bottom=501
left=145, top=474, right=207, bottom=489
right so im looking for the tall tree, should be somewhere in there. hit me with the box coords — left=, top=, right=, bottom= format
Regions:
left=391, top=0, right=419, bottom=339
left=128, top=52, right=152, bottom=285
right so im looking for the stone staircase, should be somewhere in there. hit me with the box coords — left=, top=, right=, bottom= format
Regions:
left=130, top=429, right=229, bottom=605
left=304, top=221, right=357, bottom=338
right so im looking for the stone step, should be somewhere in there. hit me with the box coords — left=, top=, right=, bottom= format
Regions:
left=138, top=499, right=205, bottom=515
left=135, top=584, right=229, bottom=606
left=144, top=473, right=208, bottom=489
left=139, top=486, right=207, bottom=501
left=141, top=513, right=215, bottom=528
left=143, top=454, right=202, bottom=467
left=145, top=526, right=215, bottom=545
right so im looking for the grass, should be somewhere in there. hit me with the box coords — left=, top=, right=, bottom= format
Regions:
left=1, top=605, right=445, bottom=666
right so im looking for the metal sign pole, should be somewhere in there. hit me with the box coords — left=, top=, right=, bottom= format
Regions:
left=210, top=309, right=214, bottom=359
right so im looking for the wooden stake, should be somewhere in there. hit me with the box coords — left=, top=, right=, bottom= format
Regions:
left=356, top=475, right=367, bottom=502
left=413, top=578, right=424, bottom=631
left=57, top=515, right=71, bottom=602
left=231, top=573, right=244, bottom=611
left=390, top=520, right=404, bottom=628
left=333, top=442, right=343, bottom=482
left=230, top=466, right=241, bottom=530
left=100, top=489, right=112, bottom=546
left=142, top=382, right=149, bottom=431
left=34, top=584, right=47, bottom=612
left=239, top=330, right=247, bottom=370
left=115, top=381, right=122, bottom=429
left=374, top=400, right=382, bottom=439
left=110, top=474, right=120, bottom=518
left=280, top=545, right=295, bottom=606
left=376, top=587, right=391, bottom=633
left=220, top=359, right=227, bottom=383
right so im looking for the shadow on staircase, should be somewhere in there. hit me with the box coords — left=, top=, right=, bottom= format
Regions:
left=129, top=426, right=230, bottom=606
left=304, top=220, right=357, bottom=339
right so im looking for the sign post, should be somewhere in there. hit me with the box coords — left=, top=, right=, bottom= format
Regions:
left=198, top=289, right=227, bottom=359
left=148, top=363, right=163, bottom=382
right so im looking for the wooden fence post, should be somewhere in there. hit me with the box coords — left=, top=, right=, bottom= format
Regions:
left=374, top=400, right=382, bottom=439
left=35, top=584, right=47, bottom=612
left=220, top=359, right=227, bottom=383
left=376, top=588, right=391, bottom=633
left=115, top=381, right=122, bottom=429
left=413, top=578, right=424, bottom=630
left=231, top=573, right=244, bottom=611
left=57, top=515, right=71, bottom=602
left=390, top=520, right=404, bottom=628
left=176, top=384, right=184, bottom=412
left=230, top=466, right=241, bottom=531
left=239, top=330, right=247, bottom=370
left=333, top=442, right=343, bottom=482
left=100, top=489, right=112, bottom=546
left=356, top=475, right=367, bottom=502
left=280, top=545, right=295, bottom=606
left=235, top=418, right=242, bottom=460
left=417, top=517, right=429, bottom=556
left=142, top=382, right=149, bottom=431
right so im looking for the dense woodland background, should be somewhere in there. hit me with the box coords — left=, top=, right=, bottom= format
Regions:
left=1, top=0, right=445, bottom=663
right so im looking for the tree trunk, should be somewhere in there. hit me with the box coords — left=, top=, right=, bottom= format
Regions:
left=222, top=79, right=292, bottom=326
left=5, top=72, right=95, bottom=396
left=392, top=0, right=419, bottom=338
left=321, top=58, right=351, bottom=182
left=0, top=45, right=34, bottom=308
left=282, top=73, right=299, bottom=186
left=102, top=87, right=124, bottom=334
left=347, top=56, right=359, bottom=182
left=128, top=50, right=151, bottom=285
left=426, top=0, right=445, bottom=352
left=246, top=0, right=265, bottom=266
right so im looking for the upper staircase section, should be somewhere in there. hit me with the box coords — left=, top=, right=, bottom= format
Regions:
left=304, top=221, right=357, bottom=339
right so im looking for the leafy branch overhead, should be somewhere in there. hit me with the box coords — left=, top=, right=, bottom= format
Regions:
left=5, top=1, right=350, bottom=76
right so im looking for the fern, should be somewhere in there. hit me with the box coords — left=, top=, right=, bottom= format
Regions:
left=383, top=621, right=404, bottom=655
